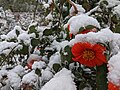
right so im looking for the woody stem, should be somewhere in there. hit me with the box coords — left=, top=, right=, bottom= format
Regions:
left=96, top=64, right=108, bottom=90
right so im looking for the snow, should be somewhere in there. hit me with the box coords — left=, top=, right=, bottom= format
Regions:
left=48, top=52, right=61, bottom=69
left=51, top=40, right=69, bottom=51
left=0, top=0, right=120, bottom=89
left=21, top=70, right=38, bottom=86
left=32, top=61, right=46, bottom=70
left=107, top=52, right=120, bottom=86
left=17, top=33, right=31, bottom=45
left=6, top=30, right=17, bottom=40
left=102, top=0, right=120, bottom=8
left=7, top=72, right=21, bottom=89
left=0, top=70, right=8, bottom=81
left=48, top=0, right=53, bottom=4
left=37, top=26, right=50, bottom=32
left=0, top=41, right=18, bottom=55
left=113, top=4, right=120, bottom=17
left=69, top=62, right=79, bottom=71
left=6, top=25, right=25, bottom=40
left=0, top=34, right=7, bottom=40
left=43, top=4, right=50, bottom=9
left=0, top=69, right=21, bottom=89
left=41, top=70, right=53, bottom=81
left=28, top=22, right=38, bottom=28
left=69, top=3, right=85, bottom=15
left=64, top=14, right=100, bottom=35
left=69, top=28, right=114, bottom=46
left=45, top=12, right=53, bottom=20
left=27, top=54, right=41, bottom=63
left=12, top=65, right=25, bottom=76
left=41, top=68, right=77, bottom=90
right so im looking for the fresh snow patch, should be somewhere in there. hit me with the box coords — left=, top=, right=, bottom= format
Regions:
left=69, top=3, right=85, bottom=15
left=108, top=52, right=120, bottom=86
left=41, top=68, right=77, bottom=90
left=65, top=14, right=100, bottom=35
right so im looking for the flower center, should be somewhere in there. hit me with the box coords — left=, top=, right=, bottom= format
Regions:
left=82, top=50, right=95, bottom=60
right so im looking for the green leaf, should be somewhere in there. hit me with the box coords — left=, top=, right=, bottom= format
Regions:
left=113, top=24, right=120, bottom=33
left=31, top=38, right=40, bottom=47
left=7, top=38, right=17, bottom=42
left=102, top=0, right=108, bottom=5
left=28, top=26, right=37, bottom=34
left=43, top=29, right=53, bottom=36
left=18, top=45, right=29, bottom=55
left=79, top=27, right=84, bottom=33
left=16, top=30, right=20, bottom=36
left=96, top=64, right=108, bottom=90
left=35, top=68, right=41, bottom=76
left=53, top=63, right=61, bottom=73
left=63, top=45, right=73, bottom=63
left=111, top=15, right=118, bottom=24
left=85, top=25, right=96, bottom=30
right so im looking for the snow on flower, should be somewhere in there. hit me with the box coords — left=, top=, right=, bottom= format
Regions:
left=27, top=54, right=41, bottom=69
left=64, top=14, right=100, bottom=35
left=107, top=52, right=120, bottom=86
left=41, top=68, right=77, bottom=90
left=71, top=42, right=107, bottom=67
left=69, top=28, right=114, bottom=46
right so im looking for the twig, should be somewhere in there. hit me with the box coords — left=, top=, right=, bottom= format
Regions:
left=67, top=0, right=78, bottom=14
left=86, top=6, right=100, bottom=15
left=0, top=44, right=19, bottom=66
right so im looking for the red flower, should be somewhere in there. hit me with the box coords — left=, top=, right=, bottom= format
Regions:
left=80, top=28, right=97, bottom=34
left=71, top=42, right=107, bottom=67
left=67, top=24, right=73, bottom=39
left=108, top=82, right=119, bottom=90
left=27, top=59, right=37, bottom=69
left=67, top=24, right=97, bottom=39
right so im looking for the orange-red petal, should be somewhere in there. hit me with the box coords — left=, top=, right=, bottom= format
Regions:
left=71, top=42, right=107, bottom=67
left=108, top=82, right=119, bottom=90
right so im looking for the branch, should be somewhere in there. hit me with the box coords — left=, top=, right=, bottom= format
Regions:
left=86, top=6, right=100, bottom=15
left=67, top=0, right=78, bottom=14
left=0, top=43, right=19, bottom=66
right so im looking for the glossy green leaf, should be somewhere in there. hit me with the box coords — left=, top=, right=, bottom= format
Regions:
left=53, top=63, right=61, bottom=73
left=43, top=29, right=53, bottom=36
left=31, top=38, right=40, bottom=47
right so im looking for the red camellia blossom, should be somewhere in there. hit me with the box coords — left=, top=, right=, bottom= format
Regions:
left=71, top=42, right=107, bottom=67
left=108, top=82, right=120, bottom=90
